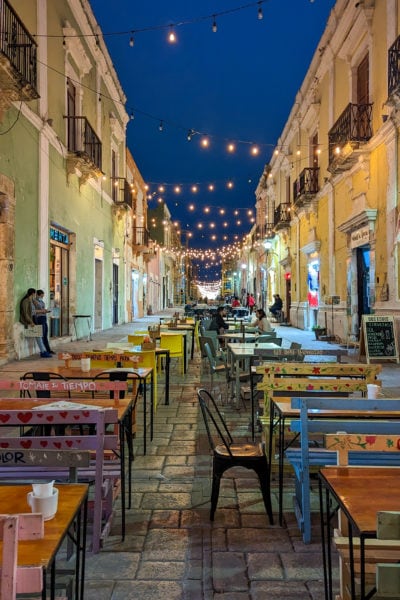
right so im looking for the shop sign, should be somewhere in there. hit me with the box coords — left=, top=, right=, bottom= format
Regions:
left=350, top=226, right=370, bottom=248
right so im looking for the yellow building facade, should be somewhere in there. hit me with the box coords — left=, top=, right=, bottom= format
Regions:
left=254, top=0, right=400, bottom=342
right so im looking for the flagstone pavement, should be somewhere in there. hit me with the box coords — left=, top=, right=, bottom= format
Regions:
left=3, top=311, right=399, bottom=599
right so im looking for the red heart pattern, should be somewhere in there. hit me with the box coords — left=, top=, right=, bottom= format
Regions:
left=17, top=412, right=32, bottom=424
left=0, top=414, right=10, bottom=423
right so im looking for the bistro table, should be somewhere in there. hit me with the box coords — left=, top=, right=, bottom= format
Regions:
left=226, top=342, right=281, bottom=407
left=271, top=399, right=400, bottom=527
left=0, top=483, right=88, bottom=600
left=319, top=467, right=400, bottom=600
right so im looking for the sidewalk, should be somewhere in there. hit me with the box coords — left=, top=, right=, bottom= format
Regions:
left=1, top=311, right=399, bottom=599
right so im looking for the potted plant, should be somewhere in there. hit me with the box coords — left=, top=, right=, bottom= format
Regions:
left=312, top=325, right=327, bottom=340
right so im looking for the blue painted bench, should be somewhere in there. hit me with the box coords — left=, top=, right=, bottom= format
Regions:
left=285, top=397, right=400, bottom=544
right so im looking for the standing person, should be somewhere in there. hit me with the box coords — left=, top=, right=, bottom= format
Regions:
left=19, top=288, right=51, bottom=358
left=252, top=308, right=274, bottom=332
left=33, top=290, right=54, bottom=355
left=247, top=293, right=256, bottom=314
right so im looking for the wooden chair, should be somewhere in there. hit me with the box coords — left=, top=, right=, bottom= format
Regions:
left=197, top=388, right=273, bottom=523
left=0, top=513, right=44, bottom=599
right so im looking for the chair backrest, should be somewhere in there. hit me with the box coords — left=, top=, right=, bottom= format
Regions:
left=160, top=333, right=184, bottom=355
left=20, top=372, right=70, bottom=399
left=200, top=333, right=219, bottom=355
left=257, top=334, right=277, bottom=343
left=0, top=513, right=44, bottom=599
left=197, top=388, right=233, bottom=456
left=128, top=334, right=146, bottom=345
left=92, top=369, right=139, bottom=399
left=325, top=433, right=400, bottom=466
left=204, top=342, right=217, bottom=371
left=290, top=342, right=302, bottom=350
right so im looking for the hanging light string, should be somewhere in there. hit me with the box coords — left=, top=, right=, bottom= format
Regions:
left=36, top=1, right=268, bottom=41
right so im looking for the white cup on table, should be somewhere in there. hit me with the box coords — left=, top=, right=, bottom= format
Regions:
left=81, top=357, right=91, bottom=372
left=27, top=487, right=59, bottom=521
left=367, top=383, right=381, bottom=399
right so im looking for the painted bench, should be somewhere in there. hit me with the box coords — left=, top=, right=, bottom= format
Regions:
left=0, top=405, right=119, bottom=554
left=285, top=397, right=400, bottom=544
left=0, top=513, right=44, bottom=599
left=254, top=362, right=381, bottom=470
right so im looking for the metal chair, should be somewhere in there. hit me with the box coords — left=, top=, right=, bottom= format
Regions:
left=197, top=388, right=274, bottom=523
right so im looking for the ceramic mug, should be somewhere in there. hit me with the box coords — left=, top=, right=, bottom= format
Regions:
left=27, top=487, right=59, bottom=521
left=81, top=357, right=91, bottom=372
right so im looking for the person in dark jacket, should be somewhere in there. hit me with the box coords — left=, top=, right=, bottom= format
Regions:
left=269, top=294, right=283, bottom=317
left=209, top=306, right=229, bottom=334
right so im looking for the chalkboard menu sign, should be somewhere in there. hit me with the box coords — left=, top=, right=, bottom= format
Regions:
left=360, top=315, right=399, bottom=363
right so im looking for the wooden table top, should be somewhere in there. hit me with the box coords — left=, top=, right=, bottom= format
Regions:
left=0, top=484, right=88, bottom=567
left=273, top=399, right=400, bottom=418
left=320, top=467, right=400, bottom=535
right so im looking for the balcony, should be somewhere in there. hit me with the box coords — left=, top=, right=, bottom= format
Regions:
left=328, top=103, right=372, bottom=173
left=293, top=168, right=319, bottom=208
left=64, top=116, right=102, bottom=184
left=111, top=177, right=135, bottom=209
left=388, top=35, right=400, bottom=103
left=132, top=227, right=154, bottom=256
left=0, top=0, right=39, bottom=118
left=256, top=223, right=275, bottom=242
left=274, top=202, right=292, bottom=230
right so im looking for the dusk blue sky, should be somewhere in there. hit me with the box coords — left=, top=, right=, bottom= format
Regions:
left=90, top=0, right=335, bottom=276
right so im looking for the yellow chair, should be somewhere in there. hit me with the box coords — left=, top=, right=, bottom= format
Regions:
left=160, top=333, right=185, bottom=375
left=120, top=350, right=158, bottom=410
left=128, top=334, right=146, bottom=345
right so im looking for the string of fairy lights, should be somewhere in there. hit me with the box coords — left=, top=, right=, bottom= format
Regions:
left=29, top=0, right=322, bottom=282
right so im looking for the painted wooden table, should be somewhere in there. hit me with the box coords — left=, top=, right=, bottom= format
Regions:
left=319, top=467, right=400, bottom=600
left=0, top=483, right=88, bottom=600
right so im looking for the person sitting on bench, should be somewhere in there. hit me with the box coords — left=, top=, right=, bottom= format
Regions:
left=269, top=294, right=283, bottom=319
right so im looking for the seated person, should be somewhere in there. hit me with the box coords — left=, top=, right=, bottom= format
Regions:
left=269, top=294, right=283, bottom=317
left=231, top=296, right=241, bottom=307
left=209, top=305, right=229, bottom=335
left=252, top=308, right=273, bottom=333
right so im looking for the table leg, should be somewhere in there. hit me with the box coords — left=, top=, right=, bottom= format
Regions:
left=150, top=371, right=154, bottom=442
left=143, top=376, right=147, bottom=455
left=165, top=351, right=170, bottom=405
left=183, top=336, right=187, bottom=373
left=190, top=328, right=194, bottom=359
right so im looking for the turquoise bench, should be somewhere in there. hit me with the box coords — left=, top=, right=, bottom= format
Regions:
left=285, top=397, right=400, bottom=544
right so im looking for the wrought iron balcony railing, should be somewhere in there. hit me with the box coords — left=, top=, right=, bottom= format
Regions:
left=274, top=202, right=292, bottom=229
left=0, top=0, right=38, bottom=95
left=293, top=168, right=319, bottom=203
left=64, top=116, right=102, bottom=172
left=256, top=222, right=275, bottom=240
left=132, top=227, right=151, bottom=248
left=110, top=177, right=134, bottom=208
left=388, top=35, right=400, bottom=98
left=328, top=103, right=373, bottom=164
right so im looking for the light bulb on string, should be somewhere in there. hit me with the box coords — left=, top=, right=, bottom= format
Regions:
left=212, top=16, right=217, bottom=32
left=227, top=143, right=235, bottom=153
left=129, top=36, right=134, bottom=47
left=201, top=136, right=210, bottom=148
left=158, top=120, right=164, bottom=131
left=168, top=27, right=177, bottom=43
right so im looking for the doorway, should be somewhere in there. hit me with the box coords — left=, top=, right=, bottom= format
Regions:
left=112, top=263, right=118, bottom=325
left=131, top=270, right=139, bottom=319
left=94, top=258, right=103, bottom=330
left=356, top=246, right=370, bottom=325
left=49, top=239, right=70, bottom=337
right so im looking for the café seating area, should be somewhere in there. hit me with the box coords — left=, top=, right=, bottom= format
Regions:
left=1, top=312, right=400, bottom=599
